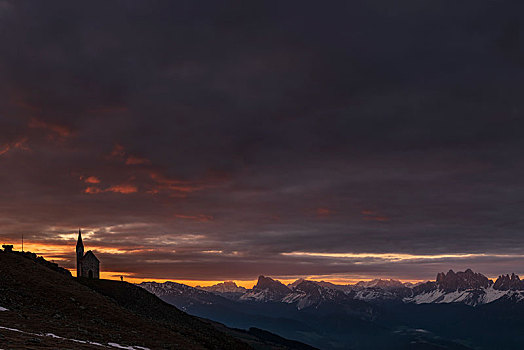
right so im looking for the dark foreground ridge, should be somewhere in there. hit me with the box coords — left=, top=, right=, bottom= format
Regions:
left=0, top=248, right=317, bottom=349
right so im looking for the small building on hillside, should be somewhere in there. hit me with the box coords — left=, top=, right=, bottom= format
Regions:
left=76, top=229, right=100, bottom=279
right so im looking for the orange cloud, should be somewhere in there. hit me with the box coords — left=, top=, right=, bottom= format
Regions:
left=149, top=171, right=208, bottom=193
left=106, top=184, right=138, bottom=194
left=85, top=176, right=101, bottom=184
left=125, top=155, right=151, bottom=165
left=84, top=183, right=138, bottom=195
left=316, top=207, right=334, bottom=217
left=28, top=118, right=72, bottom=138
left=84, top=186, right=103, bottom=194
left=0, top=144, right=9, bottom=156
left=108, top=144, right=151, bottom=167
left=0, top=137, right=30, bottom=156
left=150, top=171, right=188, bottom=185
left=361, top=210, right=389, bottom=222
left=12, top=137, right=30, bottom=151
left=103, top=147, right=221, bottom=196
left=109, top=144, right=126, bottom=158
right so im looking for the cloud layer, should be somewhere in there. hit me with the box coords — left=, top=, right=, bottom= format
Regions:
left=1, top=0, right=524, bottom=283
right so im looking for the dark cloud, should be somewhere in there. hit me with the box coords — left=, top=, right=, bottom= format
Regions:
left=1, top=0, right=524, bottom=282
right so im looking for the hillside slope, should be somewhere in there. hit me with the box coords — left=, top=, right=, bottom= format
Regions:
left=79, top=278, right=316, bottom=350
left=0, top=249, right=317, bottom=350
left=0, top=249, right=251, bottom=349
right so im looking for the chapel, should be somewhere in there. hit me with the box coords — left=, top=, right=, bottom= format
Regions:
left=76, top=229, right=100, bottom=279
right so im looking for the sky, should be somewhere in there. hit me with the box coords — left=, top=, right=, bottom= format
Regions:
left=1, top=0, right=524, bottom=287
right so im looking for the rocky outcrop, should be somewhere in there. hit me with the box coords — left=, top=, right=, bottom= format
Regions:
left=435, top=269, right=492, bottom=292
left=254, top=276, right=291, bottom=294
left=240, top=276, right=291, bottom=302
left=494, top=273, right=524, bottom=291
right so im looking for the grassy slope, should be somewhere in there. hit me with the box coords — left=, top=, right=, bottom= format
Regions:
left=79, top=278, right=317, bottom=350
left=0, top=250, right=250, bottom=349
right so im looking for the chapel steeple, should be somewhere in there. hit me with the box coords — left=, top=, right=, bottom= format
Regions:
left=76, top=229, right=84, bottom=277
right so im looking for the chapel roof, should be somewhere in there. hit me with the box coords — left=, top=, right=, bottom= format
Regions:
left=83, top=250, right=100, bottom=262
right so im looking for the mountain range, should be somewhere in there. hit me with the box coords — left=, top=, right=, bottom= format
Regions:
left=152, top=269, right=524, bottom=307
left=139, top=269, right=524, bottom=349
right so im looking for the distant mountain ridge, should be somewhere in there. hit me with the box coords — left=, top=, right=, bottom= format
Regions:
left=143, top=269, right=524, bottom=309
left=139, top=270, right=524, bottom=349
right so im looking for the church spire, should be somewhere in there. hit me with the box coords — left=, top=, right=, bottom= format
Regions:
left=76, top=229, right=84, bottom=278
left=77, top=229, right=83, bottom=248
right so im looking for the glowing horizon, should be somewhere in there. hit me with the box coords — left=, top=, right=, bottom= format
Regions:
left=1, top=239, right=515, bottom=288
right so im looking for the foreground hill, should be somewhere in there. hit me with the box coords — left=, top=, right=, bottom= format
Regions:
left=0, top=249, right=315, bottom=349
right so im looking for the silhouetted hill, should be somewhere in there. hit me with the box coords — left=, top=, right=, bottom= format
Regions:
left=80, top=278, right=316, bottom=349
left=0, top=249, right=317, bottom=349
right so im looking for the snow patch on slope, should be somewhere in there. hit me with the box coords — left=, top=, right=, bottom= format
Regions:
left=281, top=292, right=317, bottom=310
left=478, top=287, right=508, bottom=304
left=281, top=292, right=305, bottom=304
left=354, top=289, right=399, bottom=301
left=404, top=287, right=524, bottom=306
left=239, top=290, right=277, bottom=301
left=0, top=325, right=150, bottom=349
left=108, top=342, right=150, bottom=350
left=405, top=289, right=446, bottom=304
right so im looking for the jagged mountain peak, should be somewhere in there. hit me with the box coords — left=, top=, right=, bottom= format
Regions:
left=254, top=275, right=291, bottom=293
left=435, top=268, right=492, bottom=292
left=294, top=280, right=323, bottom=292
left=239, top=276, right=291, bottom=302
left=494, top=273, right=524, bottom=290
left=288, top=278, right=306, bottom=289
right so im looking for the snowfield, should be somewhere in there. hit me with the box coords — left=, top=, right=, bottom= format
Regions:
left=404, top=287, right=524, bottom=306
left=0, top=306, right=8, bottom=311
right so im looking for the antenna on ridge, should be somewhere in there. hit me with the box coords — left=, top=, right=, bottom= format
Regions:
left=22, top=233, right=24, bottom=252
